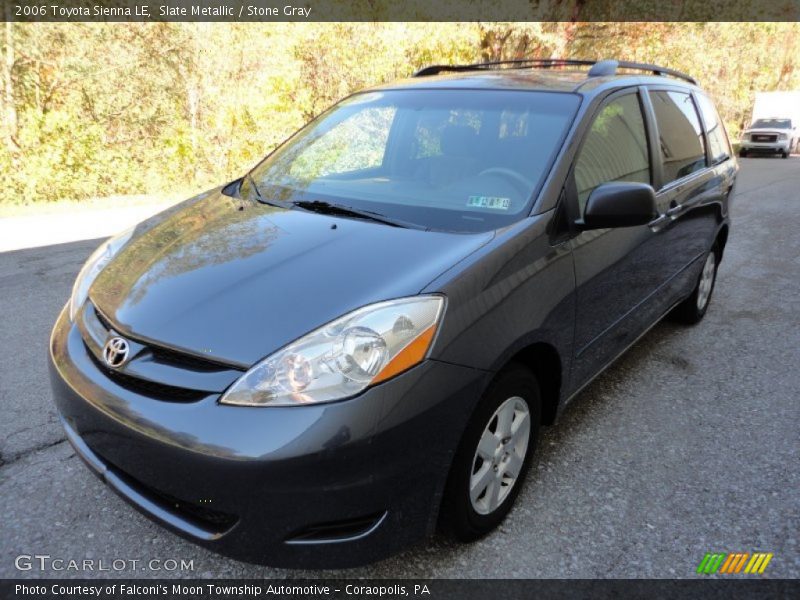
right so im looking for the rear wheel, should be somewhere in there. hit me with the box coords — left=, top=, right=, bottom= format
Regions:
left=440, top=364, right=541, bottom=541
left=670, top=244, right=719, bottom=325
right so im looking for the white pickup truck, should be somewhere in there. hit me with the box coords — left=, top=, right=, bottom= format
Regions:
left=739, top=91, right=800, bottom=158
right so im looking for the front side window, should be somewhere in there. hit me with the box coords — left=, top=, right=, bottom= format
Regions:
left=649, top=90, right=706, bottom=185
left=574, top=93, right=650, bottom=212
left=696, top=93, right=731, bottom=164
left=242, top=90, right=580, bottom=233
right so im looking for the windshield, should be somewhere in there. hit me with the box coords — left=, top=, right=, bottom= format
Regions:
left=242, top=89, right=580, bottom=232
left=751, top=118, right=792, bottom=129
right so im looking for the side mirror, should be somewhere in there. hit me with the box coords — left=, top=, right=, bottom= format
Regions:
left=579, top=182, right=657, bottom=230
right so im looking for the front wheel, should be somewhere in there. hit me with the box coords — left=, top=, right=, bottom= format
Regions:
left=739, top=149, right=747, bottom=157
left=670, top=245, right=719, bottom=325
left=439, top=364, right=541, bottom=542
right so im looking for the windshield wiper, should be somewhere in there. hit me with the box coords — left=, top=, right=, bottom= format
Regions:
left=291, top=200, right=419, bottom=229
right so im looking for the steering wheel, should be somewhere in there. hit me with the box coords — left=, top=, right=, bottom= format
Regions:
left=477, top=168, right=534, bottom=196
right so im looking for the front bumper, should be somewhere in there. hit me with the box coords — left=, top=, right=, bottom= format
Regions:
left=740, top=139, right=790, bottom=153
left=49, top=306, right=488, bottom=568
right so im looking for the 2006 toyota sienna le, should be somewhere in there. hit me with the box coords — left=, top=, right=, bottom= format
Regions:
left=50, top=59, right=737, bottom=568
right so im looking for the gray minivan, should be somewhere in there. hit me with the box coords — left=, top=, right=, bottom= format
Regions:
left=50, top=59, right=737, bottom=568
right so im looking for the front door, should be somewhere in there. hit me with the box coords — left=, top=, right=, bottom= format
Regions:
left=567, top=89, right=664, bottom=389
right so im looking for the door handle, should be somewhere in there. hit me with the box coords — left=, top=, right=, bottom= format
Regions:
left=666, top=204, right=683, bottom=218
left=649, top=214, right=671, bottom=230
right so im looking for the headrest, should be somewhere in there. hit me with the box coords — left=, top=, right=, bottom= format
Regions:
left=440, top=125, right=478, bottom=157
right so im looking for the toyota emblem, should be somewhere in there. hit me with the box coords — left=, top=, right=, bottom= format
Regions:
left=103, top=336, right=130, bottom=368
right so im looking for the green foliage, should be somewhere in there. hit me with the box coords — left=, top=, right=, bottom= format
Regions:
left=288, top=105, right=396, bottom=182
left=0, top=22, right=797, bottom=206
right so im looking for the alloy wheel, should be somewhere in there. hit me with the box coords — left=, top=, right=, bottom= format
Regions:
left=696, top=251, right=717, bottom=310
left=469, top=396, right=531, bottom=515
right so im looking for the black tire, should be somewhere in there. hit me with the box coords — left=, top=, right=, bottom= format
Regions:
left=782, top=151, right=789, bottom=159
left=738, top=149, right=747, bottom=158
left=439, top=364, right=541, bottom=542
left=670, top=244, right=719, bottom=325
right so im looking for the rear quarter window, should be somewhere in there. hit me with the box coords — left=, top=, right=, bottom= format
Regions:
left=696, top=93, right=732, bottom=164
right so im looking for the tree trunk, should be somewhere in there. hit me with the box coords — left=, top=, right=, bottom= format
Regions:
left=3, top=10, right=18, bottom=154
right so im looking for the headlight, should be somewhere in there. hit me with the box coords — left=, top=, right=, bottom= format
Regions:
left=68, top=227, right=134, bottom=321
left=778, top=133, right=788, bottom=140
left=220, top=296, right=445, bottom=407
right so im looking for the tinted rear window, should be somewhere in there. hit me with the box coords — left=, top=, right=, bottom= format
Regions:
left=696, top=93, right=731, bottom=164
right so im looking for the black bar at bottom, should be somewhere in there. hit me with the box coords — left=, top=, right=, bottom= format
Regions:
left=1, top=579, right=798, bottom=600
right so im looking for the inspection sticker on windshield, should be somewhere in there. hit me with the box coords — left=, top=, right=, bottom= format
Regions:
left=467, top=195, right=511, bottom=210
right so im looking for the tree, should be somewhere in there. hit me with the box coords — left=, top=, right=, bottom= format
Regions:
left=0, top=22, right=797, bottom=207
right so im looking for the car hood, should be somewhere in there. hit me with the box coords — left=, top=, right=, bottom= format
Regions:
left=745, top=128, right=788, bottom=135
left=90, top=189, right=493, bottom=366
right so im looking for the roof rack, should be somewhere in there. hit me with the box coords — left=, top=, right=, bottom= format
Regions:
left=413, top=58, right=596, bottom=77
left=413, top=58, right=698, bottom=86
left=590, top=60, right=698, bottom=85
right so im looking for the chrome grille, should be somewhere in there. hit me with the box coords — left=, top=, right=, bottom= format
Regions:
left=86, top=351, right=210, bottom=402
left=751, top=133, right=777, bottom=143
left=79, top=302, right=244, bottom=402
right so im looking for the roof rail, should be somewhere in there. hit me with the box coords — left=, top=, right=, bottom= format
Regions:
left=413, top=58, right=698, bottom=86
left=589, top=59, right=698, bottom=85
left=413, top=58, right=596, bottom=78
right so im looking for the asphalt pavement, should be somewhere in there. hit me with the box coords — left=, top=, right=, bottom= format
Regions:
left=1, top=158, right=798, bottom=579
